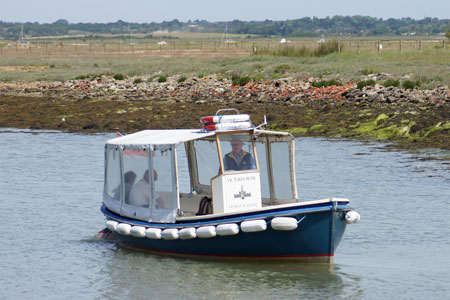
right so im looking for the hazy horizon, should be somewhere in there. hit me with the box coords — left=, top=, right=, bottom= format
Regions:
left=2, top=0, right=449, bottom=24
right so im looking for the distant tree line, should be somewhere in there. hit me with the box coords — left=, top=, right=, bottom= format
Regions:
left=0, top=16, right=449, bottom=39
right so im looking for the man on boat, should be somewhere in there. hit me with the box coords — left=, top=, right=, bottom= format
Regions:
left=129, top=170, right=151, bottom=207
left=129, top=170, right=165, bottom=208
left=223, top=136, right=256, bottom=171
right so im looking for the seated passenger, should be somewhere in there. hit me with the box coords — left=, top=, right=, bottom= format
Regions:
left=129, top=170, right=165, bottom=208
left=124, top=171, right=137, bottom=204
left=129, top=170, right=150, bottom=207
left=223, top=136, right=256, bottom=171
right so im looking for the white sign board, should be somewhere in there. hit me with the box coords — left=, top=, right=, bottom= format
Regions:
left=212, top=172, right=262, bottom=214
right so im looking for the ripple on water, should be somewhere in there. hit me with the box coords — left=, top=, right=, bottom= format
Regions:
left=1, top=132, right=449, bottom=299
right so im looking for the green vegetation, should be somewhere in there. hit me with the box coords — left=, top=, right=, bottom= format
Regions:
left=231, top=74, right=251, bottom=86
left=0, top=46, right=449, bottom=88
left=133, top=78, right=143, bottom=84
left=158, top=75, right=167, bottom=83
left=402, top=80, right=421, bottom=89
left=357, top=79, right=376, bottom=89
left=113, top=74, right=124, bottom=80
left=1, top=17, right=448, bottom=38
left=383, top=79, right=400, bottom=87
left=177, top=76, right=186, bottom=83
left=311, top=79, right=342, bottom=87
left=361, top=67, right=377, bottom=75
left=254, top=39, right=342, bottom=57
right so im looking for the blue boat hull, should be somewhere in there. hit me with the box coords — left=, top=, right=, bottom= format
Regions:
left=101, top=200, right=350, bottom=263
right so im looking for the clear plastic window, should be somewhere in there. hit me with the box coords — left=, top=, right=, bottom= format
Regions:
left=219, top=133, right=256, bottom=173
left=176, top=143, right=190, bottom=194
left=194, top=139, right=220, bottom=185
left=255, top=141, right=270, bottom=199
left=105, top=147, right=122, bottom=201
left=270, top=142, right=293, bottom=200
left=123, top=148, right=149, bottom=207
left=152, top=148, right=174, bottom=211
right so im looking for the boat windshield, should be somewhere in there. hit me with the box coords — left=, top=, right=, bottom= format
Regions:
left=218, top=133, right=257, bottom=173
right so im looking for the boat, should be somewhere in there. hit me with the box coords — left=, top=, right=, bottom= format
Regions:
left=99, top=109, right=360, bottom=263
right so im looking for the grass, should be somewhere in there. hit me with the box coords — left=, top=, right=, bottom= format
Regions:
left=0, top=46, right=449, bottom=88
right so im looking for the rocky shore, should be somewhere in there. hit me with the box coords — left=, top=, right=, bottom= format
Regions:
left=0, top=74, right=449, bottom=150
left=1, top=73, right=449, bottom=106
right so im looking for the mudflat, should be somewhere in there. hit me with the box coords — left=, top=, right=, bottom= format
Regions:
left=0, top=74, right=448, bottom=151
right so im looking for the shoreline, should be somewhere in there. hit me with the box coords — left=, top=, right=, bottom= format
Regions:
left=0, top=75, right=449, bottom=152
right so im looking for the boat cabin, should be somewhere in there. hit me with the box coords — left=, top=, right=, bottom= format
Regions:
left=103, top=129, right=298, bottom=223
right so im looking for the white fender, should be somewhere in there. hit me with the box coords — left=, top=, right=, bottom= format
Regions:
left=106, top=220, right=118, bottom=232
left=345, top=211, right=361, bottom=224
left=216, top=223, right=240, bottom=236
left=130, top=226, right=146, bottom=238
left=145, top=228, right=162, bottom=239
left=196, top=226, right=217, bottom=238
left=161, top=228, right=179, bottom=240
left=241, top=220, right=267, bottom=232
left=271, top=217, right=298, bottom=231
left=116, top=223, right=131, bottom=236
left=178, top=227, right=197, bottom=240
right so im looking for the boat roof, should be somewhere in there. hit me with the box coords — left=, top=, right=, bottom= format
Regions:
left=106, top=129, right=293, bottom=146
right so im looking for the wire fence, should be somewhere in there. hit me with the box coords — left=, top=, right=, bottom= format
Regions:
left=0, top=39, right=448, bottom=57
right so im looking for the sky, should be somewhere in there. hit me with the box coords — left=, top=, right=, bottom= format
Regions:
left=1, top=0, right=449, bottom=23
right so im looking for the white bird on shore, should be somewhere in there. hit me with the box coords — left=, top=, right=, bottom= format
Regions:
left=62, top=117, right=66, bottom=122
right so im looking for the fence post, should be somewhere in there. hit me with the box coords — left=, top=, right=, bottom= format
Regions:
left=90, top=43, right=92, bottom=53
left=45, top=44, right=48, bottom=54
left=131, top=44, right=134, bottom=54
left=357, top=41, right=360, bottom=54
left=377, top=40, right=380, bottom=54
left=338, top=40, right=341, bottom=53
left=145, top=42, right=148, bottom=53
left=103, top=43, right=106, bottom=53
left=399, top=40, right=402, bottom=52
left=444, top=40, right=446, bottom=51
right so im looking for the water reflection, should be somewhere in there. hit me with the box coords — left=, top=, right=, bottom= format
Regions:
left=99, top=246, right=363, bottom=300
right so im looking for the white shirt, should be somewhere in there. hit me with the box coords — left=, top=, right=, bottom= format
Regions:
left=129, top=179, right=150, bottom=207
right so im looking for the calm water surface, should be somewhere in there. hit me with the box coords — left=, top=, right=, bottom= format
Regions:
left=1, top=129, right=449, bottom=300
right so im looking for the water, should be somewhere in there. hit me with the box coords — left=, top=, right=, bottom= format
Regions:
left=1, top=129, right=449, bottom=300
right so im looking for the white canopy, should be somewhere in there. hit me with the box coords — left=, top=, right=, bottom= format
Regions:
left=106, top=129, right=293, bottom=146
left=107, top=129, right=215, bottom=146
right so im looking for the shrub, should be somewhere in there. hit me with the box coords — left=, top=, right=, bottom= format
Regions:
left=357, top=79, right=376, bottom=89
left=314, top=39, right=342, bottom=57
left=312, top=79, right=342, bottom=88
left=231, top=74, right=251, bottom=86
left=113, top=74, right=124, bottom=80
left=402, top=80, right=420, bottom=89
left=133, top=78, right=143, bottom=84
left=198, top=73, right=206, bottom=78
left=383, top=79, right=399, bottom=87
left=178, top=76, right=186, bottom=83
left=93, top=63, right=99, bottom=68
left=75, top=75, right=89, bottom=80
left=361, top=67, right=377, bottom=75
left=158, top=75, right=167, bottom=83
left=274, top=64, right=290, bottom=74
